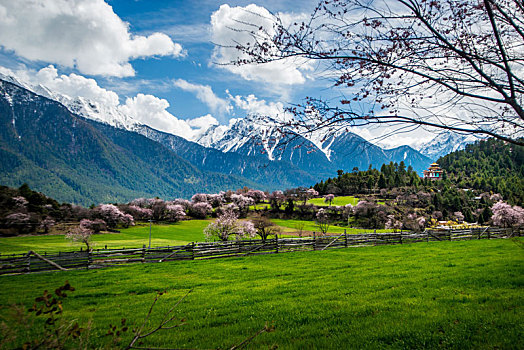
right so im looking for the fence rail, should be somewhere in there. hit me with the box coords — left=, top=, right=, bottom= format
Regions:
left=0, top=227, right=520, bottom=275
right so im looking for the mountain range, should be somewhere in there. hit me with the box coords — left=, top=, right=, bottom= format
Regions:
left=0, top=73, right=472, bottom=205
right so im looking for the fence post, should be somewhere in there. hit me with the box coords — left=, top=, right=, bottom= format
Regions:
left=487, top=227, right=491, bottom=239
left=275, top=235, right=279, bottom=253
left=399, top=232, right=403, bottom=244
left=191, top=242, right=195, bottom=260
left=448, top=229, right=452, bottom=241
left=344, top=229, right=348, bottom=248
left=426, top=230, right=429, bottom=242
left=27, top=254, right=31, bottom=273
left=142, top=244, right=146, bottom=262
left=313, top=232, right=316, bottom=251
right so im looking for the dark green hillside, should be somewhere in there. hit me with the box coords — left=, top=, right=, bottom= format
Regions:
left=438, top=138, right=524, bottom=205
left=0, top=80, right=254, bottom=205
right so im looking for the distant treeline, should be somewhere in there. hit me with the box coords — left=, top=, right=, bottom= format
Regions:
left=313, top=138, right=523, bottom=207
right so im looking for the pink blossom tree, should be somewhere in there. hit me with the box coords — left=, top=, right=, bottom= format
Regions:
left=302, top=188, right=319, bottom=204
left=5, top=212, right=32, bottom=234
left=246, top=190, right=266, bottom=203
left=11, top=196, right=28, bottom=209
left=66, top=224, right=94, bottom=252
left=172, top=198, right=191, bottom=211
left=207, top=194, right=224, bottom=208
left=39, top=217, right=56, bottom=234
left=385, top=215, right=402, bottom=232
left=125, top=205, right=153, bottom=221
left=191, top=193, right=209, bottom=203
left=324, top=194, right=335, bottom=206
left=79, top=219, right=107, bottom=233
left=316, top=208, right=330, bottom=235
left=165, top=204, right=186, bottom=222
left=403, top=213, right=426, bottom=233
left=204, top=210, right=254, bottom=241
left=231, top=194, right=255, bottom=212
left=189, top=202, right=212, bottom=219
left=491, top=201, right=524, bottom=227
left=95, top=204, right=134, bottom=228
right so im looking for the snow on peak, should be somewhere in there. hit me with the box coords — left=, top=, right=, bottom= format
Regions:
left=418, top=131, right=479, bottom=159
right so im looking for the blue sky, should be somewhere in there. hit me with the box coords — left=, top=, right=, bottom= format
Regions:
left=0, top=0, right=433, bottom=147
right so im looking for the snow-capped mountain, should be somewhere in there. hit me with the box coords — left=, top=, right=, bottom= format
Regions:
left=1, top=69, right=433, bottom=176
left=194, top=115, right=432, bottom=173
left=0, top=71, right=140, bottom=132
left=0, top=73, right=316, bottom=189
left=418, top=132, right=480, bottom=160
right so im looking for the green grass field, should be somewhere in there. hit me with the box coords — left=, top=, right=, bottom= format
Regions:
left=0, top=220, right=211, bottom=255
left=307, top=196, right=359, bottom=207
left=0, top=239, right=522, bottom=349
left=0, top=218, right=392, bottom=255
left=271, top=218, right=392, bottom=235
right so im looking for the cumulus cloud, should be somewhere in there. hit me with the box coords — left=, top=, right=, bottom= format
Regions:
left=228, top=92, right=291, bottom=122
left=210, top=4, right=310, bottom=86
left=118, top=94, right=217, bottom=140
left=35, top=65, right=120, bottom=107
left=0, top=0, right=184, bottom=77
left=0, top=65, right=218, bottom=140
left=173, top=79, right=231, bottom=115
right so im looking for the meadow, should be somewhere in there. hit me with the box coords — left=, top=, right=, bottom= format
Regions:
left=0, top=221, right=211, bottom=255
left=307, top=195, right=359, bottom=207
left=0, top=239, right=522, bottom=349
left=0, top=218, right=391, bottom=255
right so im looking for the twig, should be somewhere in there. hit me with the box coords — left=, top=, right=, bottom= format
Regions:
left=126, top=289, right=193, bottom=349
left=229, top=322, right=275, bottom=350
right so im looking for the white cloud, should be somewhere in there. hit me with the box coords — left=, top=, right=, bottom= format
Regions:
left=210, top=4, right=309, bottom=87
left=228, top=92, right=291, bottom=122
left=0, top=0, right=184, bottom=77
left=35, top=65, right=119, bottom=107
left=173, top=79, right=231, bottom=115
left=118, top=94, right=216, bottom=140
left=0, top=64, right=218, bottom=141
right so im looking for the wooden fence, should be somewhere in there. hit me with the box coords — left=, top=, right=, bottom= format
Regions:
left=0, top=227, right=520, bottom=275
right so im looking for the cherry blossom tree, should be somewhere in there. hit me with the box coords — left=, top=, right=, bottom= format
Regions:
left=94, top=204, right=134, bottom=228
left=11, top=196, right=28, bottom=209
left=5, top=212, right=32, bottom=234
left=246, top=190, right=266, bottom=203
left=403, top=213, right=426, bottom=232
left=191, top=193, right=209, bottom=203
left=39, top=217, right=56, bottom=234
left=189, top=202, right=212, bottom=219
left=66, top=224, right=94, bottom=252
left=124, top=205, right=153, bottom=221
left=165, top=204, right=186, bottom=222
left=231, top=0, right=524, bottom=145
left=207, top=194, right=224, bottom=208
left=231, top=194, right=255, bottom=213
left=385, top=215, right=402, bottom=232
left=79, top=219, right=107, bottom=234
left=324, top=194, right=335, bottom=206
left=491, top=201, right=524, bottom=227
left=204, top=210, right=255, bottom=241
left=316, top=208, right=331, bottom=235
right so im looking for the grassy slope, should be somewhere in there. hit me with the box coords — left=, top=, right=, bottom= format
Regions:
left=307, top=196, right=359, bottom=207
left=0, top=221, right=211, bottom=255
left=0, top=219, right=395, bottom=255
left=272, top=219, right=392, bottom=235
left=0, top=239, right=522, bottom=349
